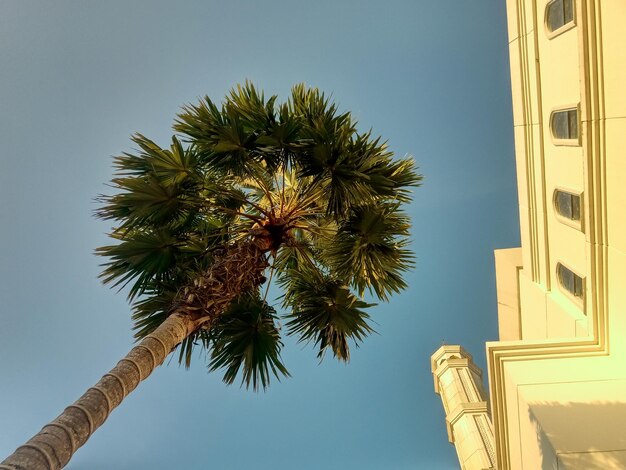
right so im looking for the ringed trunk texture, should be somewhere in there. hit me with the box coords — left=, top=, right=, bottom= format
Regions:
left=0, top=312, right=197, bottom=470
left=2, top=241, right=268, bottom=469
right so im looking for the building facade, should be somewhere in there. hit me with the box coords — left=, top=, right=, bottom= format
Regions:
left=433, top=0, right=626, bottom=468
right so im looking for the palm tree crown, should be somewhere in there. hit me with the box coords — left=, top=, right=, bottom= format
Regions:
left=96, top=82, right=421, bottom=391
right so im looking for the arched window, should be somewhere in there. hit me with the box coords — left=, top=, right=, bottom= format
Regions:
left=551, top=108, right=578, bottom=141
left=557, top=263, right=584, bottom=299
left=554, top=190, right=581, bottom=221
left=546, top=0, right=574, bottom=34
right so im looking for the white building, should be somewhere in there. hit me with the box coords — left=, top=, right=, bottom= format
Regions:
left=433, top=1, right=626, bottom=468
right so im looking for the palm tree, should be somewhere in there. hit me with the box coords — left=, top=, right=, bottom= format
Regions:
left=1, top=83, right=420, bottom=470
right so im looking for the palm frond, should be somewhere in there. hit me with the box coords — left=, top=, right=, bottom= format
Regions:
left=361, top=156, right=422, bottom=202
left=326, top=203, right=414, bottom=301
left=208, top=293, right=289, bottom=391
left=283, top=268, right=375, bottom=362
left=96, top=229, right=181, bottom=300
left=225, top=81, right=277, bottom=133
left=96, top=175, right=193, bottom=227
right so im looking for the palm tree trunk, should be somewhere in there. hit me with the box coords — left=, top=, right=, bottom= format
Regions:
left=0, top=312, right=198, bottom=470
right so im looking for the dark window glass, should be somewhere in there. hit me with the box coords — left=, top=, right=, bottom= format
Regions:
left=557, top=263, right=584, bottom=299
left=552, top=111, right=569, bottom=138
left=551, top=109, right=579, bottom=140
left=571, top=193, right=580, bottom=220
left=556, top=191, right=573, bottom=218
left=559, top=265, right=574, bottom=292
left=563, top=0, right=574, bottom=24
left=555, top=190, right=581, bottom=221
left=548, top=0, right=565, bottom=31
left=568, top=110, right=578, bottom=139
left=547, top=0, right=575, bottom=33
left=574, top=275, right=583, bottom=297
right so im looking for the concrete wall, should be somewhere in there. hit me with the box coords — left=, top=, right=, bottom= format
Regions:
left=488, top=0, right=626, bottom=468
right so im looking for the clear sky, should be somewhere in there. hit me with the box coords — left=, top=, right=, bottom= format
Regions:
left=0, top=1, right=517, bottom=468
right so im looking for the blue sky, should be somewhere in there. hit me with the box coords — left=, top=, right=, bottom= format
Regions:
left=0, top=1, right=517, bottom=468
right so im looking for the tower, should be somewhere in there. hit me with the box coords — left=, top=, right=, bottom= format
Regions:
left=431, top=345, right=495, bottom=470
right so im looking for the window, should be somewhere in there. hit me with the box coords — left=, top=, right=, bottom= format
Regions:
left=554, top=190, right=581, bottom=221
left=557, top=263, right=584, bottom=299
left=550, top=108, right=578, bottom=141
left=546, top=0, right=574, bottom=34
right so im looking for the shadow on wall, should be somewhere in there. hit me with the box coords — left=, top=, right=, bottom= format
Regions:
left=528, top=400, right=626, bottom=470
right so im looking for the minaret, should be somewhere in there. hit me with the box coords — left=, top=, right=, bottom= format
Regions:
left=431, top=345, right=495, bottom=470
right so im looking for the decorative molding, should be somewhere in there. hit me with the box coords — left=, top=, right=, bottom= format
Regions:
left=491, top=1, right=610, bottom=467
left=447, top=401, right=490, bottom=428
left=513, top=0, right=552, bottom=289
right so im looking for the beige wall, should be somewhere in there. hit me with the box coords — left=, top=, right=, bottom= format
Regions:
left=494, top=248, right=523, bottom=341
left=488, top=0, right=626, bottom=468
